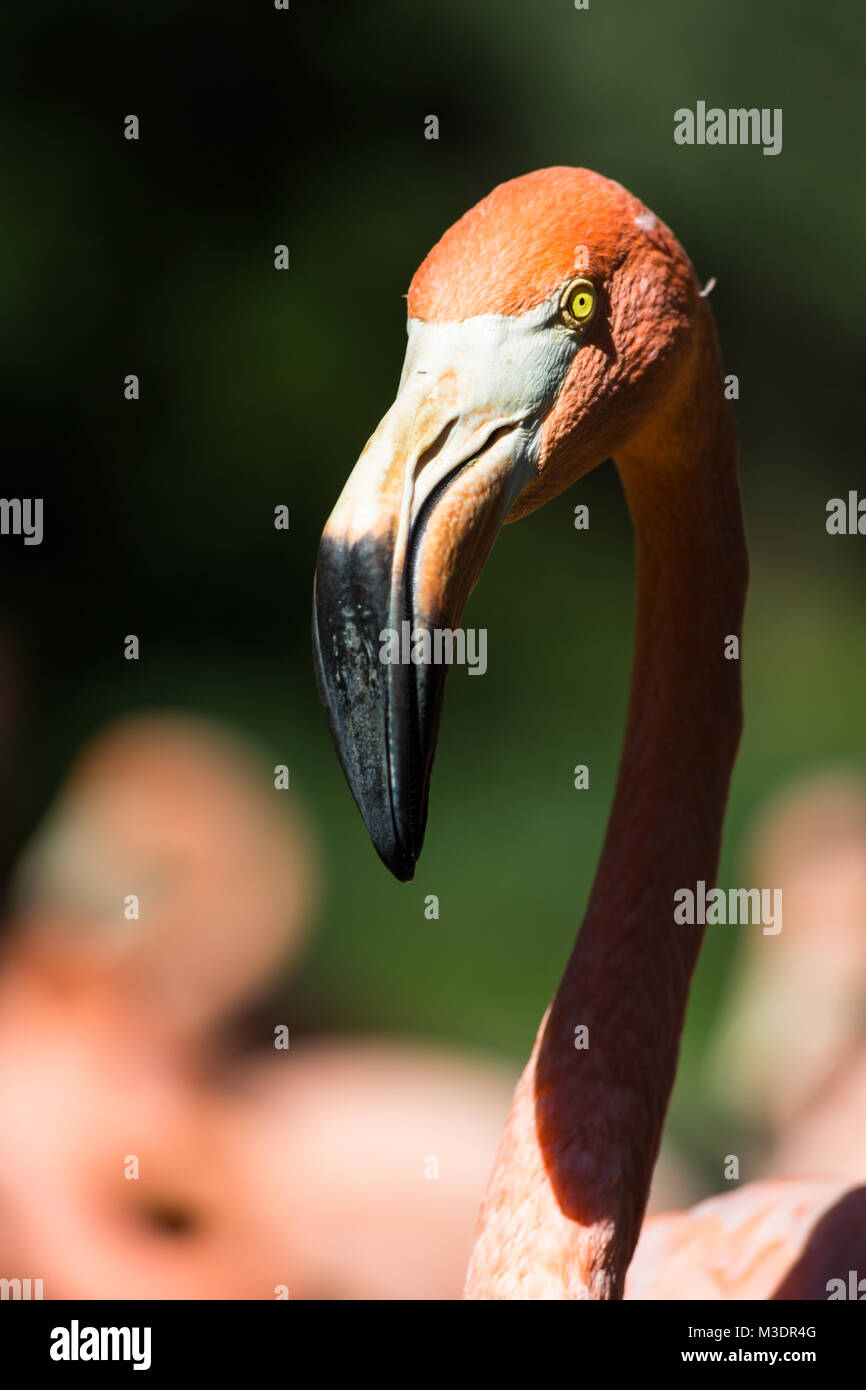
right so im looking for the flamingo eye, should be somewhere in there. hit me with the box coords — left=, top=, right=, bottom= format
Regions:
left=561, top=278, right=597, bottom=328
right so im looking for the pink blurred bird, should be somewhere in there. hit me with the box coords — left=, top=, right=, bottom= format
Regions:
left=0, top=714, right=513, bottom=1299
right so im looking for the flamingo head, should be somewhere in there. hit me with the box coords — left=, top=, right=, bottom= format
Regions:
left=313, top=166, right=701, bottom=880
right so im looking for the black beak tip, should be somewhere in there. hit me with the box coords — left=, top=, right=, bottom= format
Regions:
left=376, top=837, right=417, bottom=884
left=312, top=550, right=427, bottom=886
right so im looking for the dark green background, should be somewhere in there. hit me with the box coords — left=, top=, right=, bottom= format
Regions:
left=2, top=0, right=864, bottom=1184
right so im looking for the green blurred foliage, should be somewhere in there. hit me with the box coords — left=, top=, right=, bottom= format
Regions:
left=1, top=0, right=864, bottom=1184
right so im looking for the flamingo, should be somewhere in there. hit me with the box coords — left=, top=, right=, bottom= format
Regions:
left=0, top=713, right=514, bottom=1299
left=313, top=166, right=866, bottom=1299
left=709, top=772, right=866, bottom=1182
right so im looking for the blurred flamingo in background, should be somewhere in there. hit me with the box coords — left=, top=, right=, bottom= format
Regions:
left=709, top=771, right=866, bottom=1183
left=630, top=766, right=866, bottom=1296
left=312, top=166, right=866, bottom=1298
left=0, top=713, right=514, bottom=1298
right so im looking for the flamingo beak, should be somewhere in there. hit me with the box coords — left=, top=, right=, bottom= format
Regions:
left=313, top=318, right=548, bottom=880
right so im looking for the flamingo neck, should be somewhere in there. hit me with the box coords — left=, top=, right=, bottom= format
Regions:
left=465, top=305, right=748, bottom=1299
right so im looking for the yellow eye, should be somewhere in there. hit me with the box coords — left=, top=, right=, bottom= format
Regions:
left=561, top=278, right=596, bottom=327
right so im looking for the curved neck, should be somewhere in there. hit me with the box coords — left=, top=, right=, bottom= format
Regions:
left=465, top=306, right=748, bottom=1299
